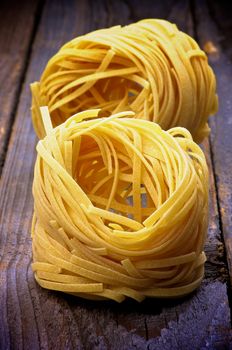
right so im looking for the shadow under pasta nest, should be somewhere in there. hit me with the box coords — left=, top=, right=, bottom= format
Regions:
left=53, top=286, right=197, bottom=316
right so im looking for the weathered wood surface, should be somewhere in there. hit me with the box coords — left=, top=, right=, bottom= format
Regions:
left=0, top=0, right=231, bottom=349
left=194, top=0, right=232, bottom=299
left=0, top=0, right=41, bottom=173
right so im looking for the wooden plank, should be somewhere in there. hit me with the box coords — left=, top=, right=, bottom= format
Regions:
left=0, top=0, right=41, bottom=174
left=167, top=0, right=228, bottom=282
left=0, top=0, right=231, bottom=348
left=202, top=139, right=228, bottom=282
left=168, top=0, right=194, bottom=33
left=193, top=0, right=232, bottom=291
left=124, top=0, right=176, bottom=21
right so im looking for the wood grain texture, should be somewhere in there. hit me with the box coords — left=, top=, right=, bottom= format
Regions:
left=193, top=0, right=232, bottom=291
left=168, top=0, right=228, bottom=282
left=0, top=0, right=41, bottom=174
left=0, top=0, right=231, bottom=349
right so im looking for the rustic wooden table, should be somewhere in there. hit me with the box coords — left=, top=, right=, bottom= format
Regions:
left=0, top=0, right=232, bottom=349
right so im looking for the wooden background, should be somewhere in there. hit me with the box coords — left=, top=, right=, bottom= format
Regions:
left=0, top=0, right=232, bottom=348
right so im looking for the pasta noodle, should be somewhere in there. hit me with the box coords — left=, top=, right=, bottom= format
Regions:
left=31, top=19, right=218, bottom=142
left=31, top=107, right=209, bottom=302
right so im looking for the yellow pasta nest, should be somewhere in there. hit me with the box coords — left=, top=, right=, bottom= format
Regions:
left=31, top=19, right=218, bottom=142
left=31, top=108, right=209, bottom=302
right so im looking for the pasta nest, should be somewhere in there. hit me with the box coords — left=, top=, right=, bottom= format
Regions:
left=31, top=108, right=209, bottom=302
left=31, top=19, right=218, bottom=143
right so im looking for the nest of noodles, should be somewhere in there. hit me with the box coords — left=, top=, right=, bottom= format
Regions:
left=31, top=19, right=218, bottom=142
left=31, top=108, right=208, bottom=302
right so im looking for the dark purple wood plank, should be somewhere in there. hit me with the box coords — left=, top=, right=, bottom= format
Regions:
left=0, top=0, right=231, bottom=348
left=193, top=0, right=232, bottom=292
left=0, top=0, right=41, bottom=173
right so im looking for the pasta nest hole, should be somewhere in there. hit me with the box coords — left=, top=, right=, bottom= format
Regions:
left=74, top=133, right=161, bottom=227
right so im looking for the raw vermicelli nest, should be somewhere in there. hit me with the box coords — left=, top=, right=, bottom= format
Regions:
left=31, top=19, right=218, bottom=142
left=31, top=108, right=209, bottom=302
